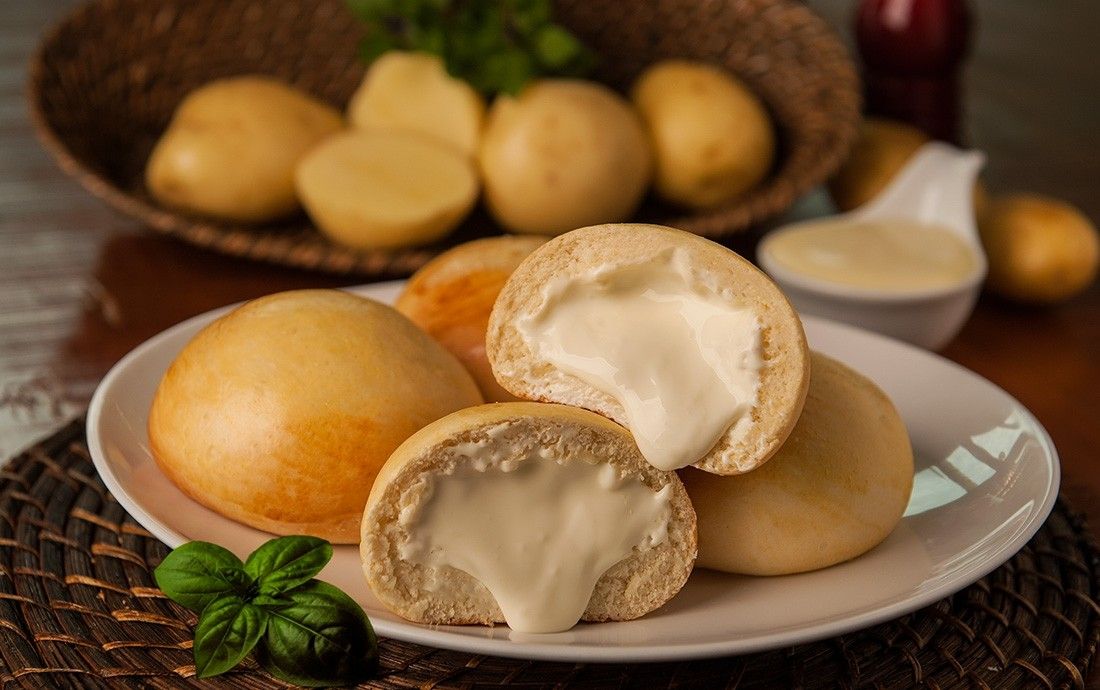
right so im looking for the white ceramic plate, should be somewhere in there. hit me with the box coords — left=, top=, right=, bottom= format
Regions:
left=87, top=281, right=1059, bottom=663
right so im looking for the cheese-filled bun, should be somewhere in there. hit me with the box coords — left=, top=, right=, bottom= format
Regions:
left=396, top=235, right=547, bottom=401
left=148, top=289, right=483, bottom=544
left=681, top=351, right=914, bottom=575
left=361, top=402, right=697, bottom=633
left=486, top=223, right=810, bottom=475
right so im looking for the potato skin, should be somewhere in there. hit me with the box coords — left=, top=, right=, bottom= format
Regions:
left=479, top=80, right=652, bottom=236
left=979, top=194, right=1099, bottom=304
left=296, top=130, right=479, bottom=250
left=631, top=60, right=774, bottom=210
left=827, top=118, right=928, bottom=213
left=145, top=76, right=343, bottom=223
left=347, top=51, right=486, bottom=157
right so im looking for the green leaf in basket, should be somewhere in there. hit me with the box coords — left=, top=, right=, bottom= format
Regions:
left=256, top=580, right=378, bottom=687
left=244, top=535, right=333, bottom=595
left=193, top=595, right=268, bottom=678
left=346, top=0, right=594, bottom=94
left=153, top=541, right=252, bottom=613
left=532, top=24, right=585, bottom=69
left=476, top=48, right=536, bottom=95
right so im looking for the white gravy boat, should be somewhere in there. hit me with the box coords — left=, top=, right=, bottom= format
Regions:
left=758, top=142, right=987, bottom=350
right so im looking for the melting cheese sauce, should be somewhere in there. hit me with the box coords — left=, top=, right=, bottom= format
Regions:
left=516, top=249, right=761, bottom=471
left=765, top=219, right=979, bottom=292
left=398, top=449, right=671, bottom=633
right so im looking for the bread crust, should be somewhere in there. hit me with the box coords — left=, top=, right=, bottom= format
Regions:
left=395, top=236, right=547, bottom=402
left=361, top=402, right=697, bottom=627
left=681, top=352, right=914, bottom=575
left=147, top=289, right=482, bottom=544
left=486, top=223, right=810, bottom=475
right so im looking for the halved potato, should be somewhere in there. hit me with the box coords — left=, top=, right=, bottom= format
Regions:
left=347, top=51, right=485, bottom=157
left=296, top=130, right=479, bottom=250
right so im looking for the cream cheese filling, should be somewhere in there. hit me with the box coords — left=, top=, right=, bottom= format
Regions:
left=516, top=248, right=761, bottom=470
left=397, top=439, right=671, bottom=633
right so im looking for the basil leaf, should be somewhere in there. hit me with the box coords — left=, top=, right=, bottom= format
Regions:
left=256, top=581, right=378, bottom=687
left=533, top=24, right=584, bottom=69
left=244, top=536, right=333, bottom=595
left=154, top=541, right=251, bottom=613
left=193, top=596, right=268, bottom=678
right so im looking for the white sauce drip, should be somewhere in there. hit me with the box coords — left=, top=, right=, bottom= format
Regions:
left=516, top=248, right=761, bottom=470
left=398, top=442, right=671, bottom=633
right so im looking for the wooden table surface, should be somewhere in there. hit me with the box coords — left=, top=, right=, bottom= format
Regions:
left=2, top=0, right=1098, bottom=683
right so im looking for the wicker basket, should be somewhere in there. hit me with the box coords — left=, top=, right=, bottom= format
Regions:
left=28, top=0, right=860, bottom=277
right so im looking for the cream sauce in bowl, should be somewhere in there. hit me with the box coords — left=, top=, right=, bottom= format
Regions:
left=762, top=218, right=981, bottom=295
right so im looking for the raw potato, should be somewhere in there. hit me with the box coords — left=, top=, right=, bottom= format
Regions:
left=827, top=117, right=991, bottom=217
left=479, top=80, right=652, bottom=236
left=145, top=76, right=343, bottom=223
left=631, top=60, right=775, bottom=209
left=979, top=194, right=1099, bottom=304
left=828, top=118, right=928, bottom=212
left=296, top=130, right=479, bottom=250
left=348, top=51, right=486, bottom=157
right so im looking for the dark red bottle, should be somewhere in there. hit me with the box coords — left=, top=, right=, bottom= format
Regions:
left=855, top=0, right=973, bottom=143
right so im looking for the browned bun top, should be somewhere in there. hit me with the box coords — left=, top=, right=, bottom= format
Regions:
left=148, top=289, right=482, bottom=543
left=396, top=235, right=547, bottom=402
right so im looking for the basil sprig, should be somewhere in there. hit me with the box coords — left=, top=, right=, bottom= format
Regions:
left=346, top=0, right=595, bottom=94
left=154, top=536, right=377, bottom=686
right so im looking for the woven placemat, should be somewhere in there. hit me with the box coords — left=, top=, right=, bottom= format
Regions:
left=1, top=419, right=1097, bottom=689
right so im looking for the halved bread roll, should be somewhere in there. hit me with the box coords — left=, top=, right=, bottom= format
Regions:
left=681, top=352, right=914, bottom=575
left=486, top=223, right=810, bottom=474
left=361, top=402, right=697, bottom=633
left=396, top=236, right=547, bottom=402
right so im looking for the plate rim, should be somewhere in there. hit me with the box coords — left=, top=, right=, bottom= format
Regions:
left=86, top=281, right=1061, bottom=663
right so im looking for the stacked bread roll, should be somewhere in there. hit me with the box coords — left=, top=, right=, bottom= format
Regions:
left=149, top=222, right=913, bottom=634
left=362, top=222, right=913, bottom=631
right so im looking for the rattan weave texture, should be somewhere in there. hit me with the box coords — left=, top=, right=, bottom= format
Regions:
left=1, top=419, right=1096, bottom=689
left=29, top=0, right=860, bottom=277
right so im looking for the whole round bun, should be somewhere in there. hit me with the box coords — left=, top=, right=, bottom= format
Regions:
left=486, top=223, right=810, bottom=475
left=395, top=236, right=547, bottom=402
left=361, top=402, right=697, bottom=627
left=148, top=289, right=483, bottom=543
left=680, top=352, right=914, bottom=575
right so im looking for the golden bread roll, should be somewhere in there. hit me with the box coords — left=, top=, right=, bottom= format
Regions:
left=361, top=402, right=696, bottom=632
left=395, top=236, right=547, bottom=401
left=486, top=223, right=809, bottom=475
left=148, top=289, right=482, bottom=543
left=680, top=351, right=913, bottom=575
